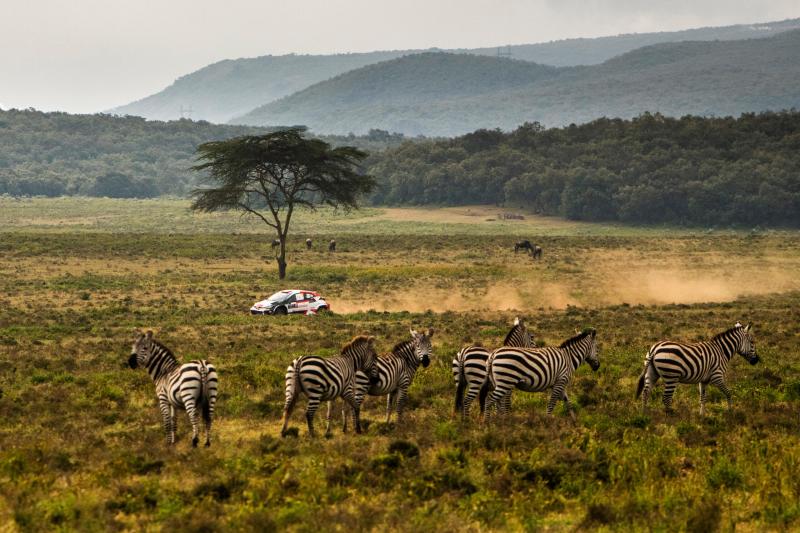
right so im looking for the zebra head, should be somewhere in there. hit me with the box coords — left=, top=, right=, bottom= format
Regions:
left=584, top=329, right=600, bottom=371
left=563, top=328, right=600, bottom=371
left=129, top=330, right=154, bottom=369
left=410, top=328, right=434, bottom=367
left=343, top=335, right=379, bottom=380
left=506, top=317, right=535, bottom=348
left=736, top=323, right=759, bottom=365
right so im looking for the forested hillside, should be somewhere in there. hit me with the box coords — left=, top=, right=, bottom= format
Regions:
left=235, top=30, right=800, bottom=136
left=368, top=111, right=800, bottom=226
left=111, top=18, right=800, bottom=123
left=0, top=109, right=408, bottom=197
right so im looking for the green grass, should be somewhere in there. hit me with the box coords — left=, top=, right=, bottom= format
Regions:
left=0, top=199, right=799, bottom=531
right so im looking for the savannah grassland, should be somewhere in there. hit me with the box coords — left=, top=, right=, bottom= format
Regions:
left=1, top=198, right=800, bottom=532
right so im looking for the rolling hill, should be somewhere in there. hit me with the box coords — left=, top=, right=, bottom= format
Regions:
left=233, top=29, right=800, bottom=136
left=111, top=18, right=800, bottom=123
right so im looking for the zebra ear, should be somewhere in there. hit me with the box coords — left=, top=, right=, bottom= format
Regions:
left=745, top=323, right=751, bottom=332
left=410, top=329, right=419, bottom=338
left=735, top=321, right=743, bottom=328
left=426, top=327, right=435, bottom=337
left=145, top=330, right=153, bottom=340
left=514, top=317, right=521, bottom=327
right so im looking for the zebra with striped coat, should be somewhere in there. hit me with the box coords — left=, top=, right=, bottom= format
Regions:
left=483, top=329, right=600, bottom=422
left=128, top=331, right=219, bottom=447
left=344, top=328, right=434, bottom=428
left=636, top=323, right=759, bottom=415
left=452, top=317, right=534, bottom=419
left=281, top=335, right=378, bottom=438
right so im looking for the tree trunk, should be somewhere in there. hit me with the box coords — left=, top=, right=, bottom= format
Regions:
left=277, top=237, right=287, bottom=279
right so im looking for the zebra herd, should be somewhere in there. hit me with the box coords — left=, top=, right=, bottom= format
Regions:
left=128, top=321, right=759, bottom=445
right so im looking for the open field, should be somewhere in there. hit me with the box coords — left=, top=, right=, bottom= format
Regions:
left=1, top=198, right=800, bottom=531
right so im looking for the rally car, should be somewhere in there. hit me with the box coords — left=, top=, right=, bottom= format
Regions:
left=250, top=290, right=330, bottom=315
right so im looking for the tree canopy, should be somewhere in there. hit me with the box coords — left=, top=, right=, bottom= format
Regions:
left=190, top=129, right=375, bottom=278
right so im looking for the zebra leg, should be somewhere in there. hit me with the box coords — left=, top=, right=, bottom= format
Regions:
left=203, top=388, right=216, bottom=447
left=463, top=384, right=481, bottom=419
left=699, top=382, right=707, bottom=416
left=483, top=386, right=509, bottom=424
left=563, top=392, right=576, bottom=421
left=341, top=403, right=349, bottom=433
left=386, top=391, right=396, bottom=423
left=281, top=378, right=299, bottom=438
left=662, top=380, right=677, bottom=415
left=305, top=398, right=320, bottom=438
left=325, top=401, right=334, bottom=438
left=341, top=392, right=363, bottom=434
left=500, top=390, right=512, bottom=416
left=641, top=365, right=659, bottom=414
left=395, top=384, right=410, bottom=422
left=711, top=376, right=733, bottom=410
left=158, top=397, right=173, bottom=445
left=547, top=378, right=569, bottom=415
left=169, top=405, right=177, bottom=443
left=183, top=399, right=201, bottom=447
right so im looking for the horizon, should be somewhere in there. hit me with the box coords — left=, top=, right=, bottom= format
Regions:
left=1, top=1, right=797, bottom=114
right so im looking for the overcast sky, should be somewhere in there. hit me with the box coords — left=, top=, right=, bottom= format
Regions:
left=1, top=0, right=797, bottom=113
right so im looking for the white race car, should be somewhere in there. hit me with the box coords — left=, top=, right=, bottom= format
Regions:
left=250, top=290, right=329, bottom=315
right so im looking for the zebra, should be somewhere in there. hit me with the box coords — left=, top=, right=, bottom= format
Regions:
left=306, top=238, right=313, bottom=250
left=344, top=328, right=434, bottom=429
left=452, top=317, right=534, bottom=420
left=483, top=328, right=600, bottom=422
left=128, top=331, right=218, bottom=447
left=636, top=323, right=759, bottom=415
left=281, top=335, right=378, bottom=438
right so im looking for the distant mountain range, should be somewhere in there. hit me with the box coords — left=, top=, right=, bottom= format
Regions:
left=111, top=18, right=800, bottom=125
left=235, top=29, right=800, bottom=136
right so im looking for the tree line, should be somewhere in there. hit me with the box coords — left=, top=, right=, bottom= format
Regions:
left=367, top=112, right=800, bottom=226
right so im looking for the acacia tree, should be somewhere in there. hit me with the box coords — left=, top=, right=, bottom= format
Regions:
left=191, top=129, right=375, bottom=279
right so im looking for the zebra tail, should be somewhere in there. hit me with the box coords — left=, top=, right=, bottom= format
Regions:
left=635, top=349, right=655, bottom=399
left=454, top=350, right=467, bottom=415
left=285, top=356, right=307, bottom=408
left=199, top=361, right=211, bottom=422
left=478, top=352, right=495, bottom=415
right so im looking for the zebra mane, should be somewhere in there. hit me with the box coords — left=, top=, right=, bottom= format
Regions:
left=711, top=325, right=744, bottom=342
left=150, top=339, right=178, bottom=363
left=391, top=339, right=414, bottom=354
left=559, top=328, right=596, bottom=348
left=341, top=335, right=372, bottom=354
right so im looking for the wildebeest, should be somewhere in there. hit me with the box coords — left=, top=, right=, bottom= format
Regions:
left=329, top=239, right=336, bottom=252
left=306, top=238, right=313, bottom=250
left=514, top=240, right=533, bottom=253
left=271, top=239, right=280, bottom=248
left=531, top=245, right=542, bottom=260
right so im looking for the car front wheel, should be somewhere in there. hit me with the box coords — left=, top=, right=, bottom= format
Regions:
left=272, top=306, right=288, bottom=316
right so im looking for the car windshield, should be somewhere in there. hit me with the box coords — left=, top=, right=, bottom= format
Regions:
left=267, top=291, right=293, bottom=302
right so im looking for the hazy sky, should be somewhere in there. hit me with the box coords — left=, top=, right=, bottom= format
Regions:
left=1, top=0, right=797, bottom=113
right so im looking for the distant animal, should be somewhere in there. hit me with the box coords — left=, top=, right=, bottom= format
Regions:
left=636, top=323, right=758, bottom=415
left=483, top=329, right=600, bottom=422
left=328, top=239, right=336, bottom=252
left=306, top=238, right=313, bottom=250
left=128, top=331, right=218, bottom=447
left=281, top=335, right=378, bottom=438
left=531, top=245, right=542, bottom=260
left=452, top=317, right=534, bottom=420
left=514, top=240, right=533, bottom=254
left=345, top=328, right=435, bottom=428
left=271, top=239, right=280, bottom=248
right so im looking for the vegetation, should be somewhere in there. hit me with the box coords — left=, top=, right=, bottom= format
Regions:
left=370, top=111, right=800, bottom=226
left=236, top=29, right=800, bottom=136
left=0, top=109, right=406, bottom=198
left=191, top=130, right=375, bottom=278
left=1, top=199, right=799, bottom=530
left=112, top=18, right=800, bottom=123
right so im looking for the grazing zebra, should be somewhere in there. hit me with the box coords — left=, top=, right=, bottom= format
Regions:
left=329, top=239, right=336, bottom=252
left=306, top=238, right=313, bottom=250
left=344, top=328, right=434, bottom=428
left=636, top=323, right=759, bottom=415
left=483, top=329, right=600, bottom=422
left=128, top=331, right=218, bottom=447
left=281, top=335, right=378, bottom=438
left=452, top=317, right=534, bottom=419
